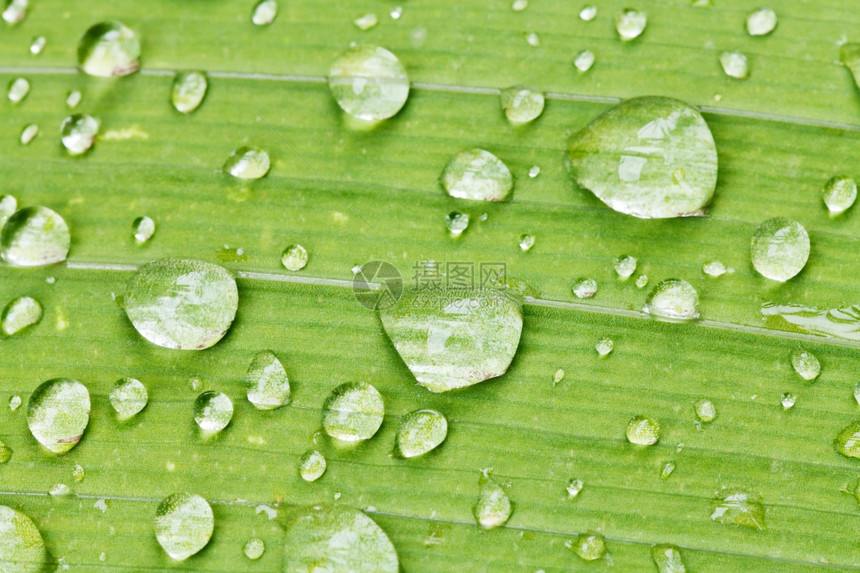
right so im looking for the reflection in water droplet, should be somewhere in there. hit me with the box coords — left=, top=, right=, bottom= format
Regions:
left=66, top=90, right=82, bottom=109
left=194, top=391, right=233, bottom=433
left=780, top=392, right=796, bottom=410
left=572, top=278, right=597, bottom=299
left=223, top=146, right=270, bottom=179
left=0, top=441, right=10, bottom=464
left=7, top=77, right=29, bottom=103
left=322, top=382, right=384, bottom=442
left=354, top=13, right=378, bottom=30
left=110, top=378, right=148, bottom=421
left=500, top=86, right=545, bottom=125
left=299, top=449, right=327, bottom=482
left=651, top=545, right=686, bottom=573
left=281, top=244, right=309, bottom=271
left=566, top=479, right=584, bottom=498
left=124, top=258, right=239, bottom=350
left=245, top=350, right=290, bottom=410
left=474, top=477, right=512, bottom=529
left=1, top=296, right=41, bottom=336
left=644, top=279, right=699, bottom=321
left=762, top=302, right=860, bottom=341
left=579, top=5, right=597, bottom=21
left=154, top=493, right=214, bottom=561
left=0, top=505, right=50, bottom=571
left=2, top=0, right=27, bottom=24
left=790, top=348, right=820, bottom=381
left=720, top=51, right=749, bottom=79
left=395, top=409, right=447, bottom=458
left=822, top=176, right=857, bottom=215
left=615, top=9, right=647, bottom=41
left=29, top=35, right=45, bottom=55
left=77, top=21, right=141, bottom=77
left=244, top=537, right=265, bottom=560
left=574, top=49, right=595, bottom=72
left=27, top=378, right=90, bottom=454
left=567, top=532, right=606, bottom=561
left=750, top=217, right=809, bottom=282
left=445, top=211, right=470, bottom=237
left=702, top=260, right=727, bottom=277
left=695, top=399, right=716, bottom=423
left=19, top=123, right=38, bottom=145
left=329, top=45, right=409, bottom=121
left=171, top=71, right=208, bottom=114
left=518, top=234, right=535, bottom=252
left=441, top=149, right=513, bottom=202
left=746, top=8, right=777, bottom=36
left=711, top=492, right=766, bottom=529
left=626, top=415, right=660, bottom=445
left=1, top=206, right=70, bottom=267
left=61, top=113, right=99, bottom=155
left=252, top=0, right=278, bottom=25
left=132, top=216, right=155, bottom=244
left=595, top=337, right=614, bottom=357
left=614, top=255, right=637, bottom=279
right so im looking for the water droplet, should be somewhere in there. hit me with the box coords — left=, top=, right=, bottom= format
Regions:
left=299, top=449, right=327, bottom=482
left=579, top=5, right=597, bottom=21
left=19, top=123, right=38, bottom=145
left=72, top=463, right=85, bottom=482
left=61, top=113, right=99, bottom=155
left=7, top=77, right=29, bottom=103
left=518, top=234, right=535, bottom=252
left=0, top=195, right=17, bottom=229
left=0, top=440, right=10, bottom=464
left=695, top=399, right=716, bottom=423
left=128, top=216, right=155, bottom=246
left=109, top=378, right=148, bottom=421
left=380, top=288, right=523, bottom=392
left=614, top=255, right=637, bottom=279
left=0, top=506, right=49, bottom=571
left=243, top=537, right=265, bottom=560
left=568, top=97, right=717, bottom=218
left=193, top=391, right=233, bottom=433
left=474, top=477, right=512, bottom=529
left=283, top=506, right=398, bottom=572
left=842, top=44, right=860, bottom=91
left=441, top=149, right=513, bottom=202
left=49, top=483, right=72, bottom=497
left=702, top=260, right=727, bottom=277
left=77, top=21, right=140, bottom=77
left=644, top=279, right=699, bottom=321
left=395, top=409, right=448, bottom=458
left=124, top=258, right=238, bottom=350
left=8, top=395, right=21, bottom=412
left=525, top=32, right=540, bottom=47
left=354, top=13, right=378, bottom=30
left=29, top=35, right=45, bottom=55
left=573, top=49, right=595, bottom=72
left=626, top=415, right=660, bottom=445
left=553, top=368, right=565, bottom=385
left=720, top=51, right=749, bottom=79
left=245, top=350, right=290, bottom=410
left=500, top=86, right=545, bottom=125
left=170, top=71, right=208, bottom=114
left=790, top=348, right=820, bottom=381
left=635, top=274, right=649, bottom=289
left=251, top=0, right=278, bottom=25
left=528, top=165, right=541, bottom=178
left=223, top=146, right=270, bottom=179
left=746, top=8, right=777, bottom=36
left=660, top=461, right=676, bottom=479
left=750, top=217, right=809, bottom=282
left=572, top=278, right=598, bottom=299
left=322, top=382, right=384, bottom=442
left=780, top=392, right=796, bottom=410
left=822, top=176, right=857, bottom=215
left=512, top=0, right=528, bottom=11
left=328, top=45, right=410, bottom=121
left=835, top=420, right=860, bottom=459
left=445, top=211, right=470, bottom=237
left=280, top=244, right=309, bottom=271
left=1, top=0, right=27, bottom=24
left=567, top=532, right=606, bottom=561
left=615, top=9, right=647, bottom=41
left=1, top=296, right=41, bottom=336
left=761, top=302, right=860, bottom=341
left=154, top=493, right=214, bottom=561
left=27, top=378, right=90, bottom=454
left=66, top=90, right=82, bottom=109
left=651, top=545, right=686, bottom=573
left=566, top=479, right=584, bottom=498
left=390, top=6, right=402, bottom=19
left=711, top=492, right=766, bottom=529
left=595, top=337, right=614, bottom=357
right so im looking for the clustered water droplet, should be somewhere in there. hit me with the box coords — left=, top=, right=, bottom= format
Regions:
left=746, top=7, right=777, bottom=36
left=614, top=255, right=637, bottom=279
left=19, top=123, right=39, bottom=145
left=566, top=478, right=584, bottom=498
left=518, top=234, right=535, bottom=252
left=711, top=492, right=766, bottom=529
left=780, top=392, right=796, bottom=410
left=579, top=5, right=597, bottom=21
left=7, top=77, right=30, bottom=103
left=572, top=278, right=598, bottom=299
left=651, top=545, right=686, bottom=573
left=243, top=537, right=265, bottom=560
left=595, top=337, right=614, bottom=357
left=574, top=49, right=595, bottom=73
left=695, top=399, right=717, bottom=423
left=2, top=0, right=28, bottom=24
left=790, top=348, right=820, bottom=381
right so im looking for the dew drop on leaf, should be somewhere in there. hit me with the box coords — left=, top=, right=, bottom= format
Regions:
left=194, top=391, right=233, bottom=433
left=567, top=532, right=606, bottom=561
left=7, top=77, right=29, bottom=103
left=154, top=493, right=214, bottom=561
left=835, top=421, right=860, bottom=459
left=0, top=505, right=50, bottom=572
left=77, top=21, right=140, bottom=77
left=528, top=165, right=541, bottom=178
left=573, top=49, right=595, bottom=73
left=8, top=395, right=21, bottom=412
left=243, top=537, right=265, bottom=560
left=702, top=260, right=727, bottom=277
left=614, top=255, right=637, bottom=279
left=651, top=544, right=686, bottom=573
left=711, top=492, right=766, bottom=529
left=49, top=483, right=72, bottom=497
left=626, top=415, right=660, bottom=445
left=281, top=244, right=308, bottom=271
left=635, top=274, right=649, bottom=288
left=518, top=234, right=535, bottom=252
left=750, top=217, right=809, bottom=282
left=615, top=9, right=647, bottom=41
left=780, top=392, right=796, bottom=410
left=299, top=449, right=327, bottom=482
left=130, top=216, right=155, bottom=244
left=822, top=176, right=857, bottom=215
left=19, top=123, right=38, bottom=145
left=1, top=0, right=27, bottom=24
left=566, top=479, right=584, bottom=498
left=29, top=35, right=45, bottom=55
left=61, top=113, right=99, bottom=155
left=251, top=0, right=278, bottom=26
left=245, top=350, right=290, bottom=410
left=595, top=337, right=614, bottom=357
left=65, top=90, right=82, bottom=109
left=445, top=211, right=469, bottom=237
left=524, top=32, right=540, bottom=47
left=579, top=5, right=597, bottom=21
left=720, top=51, right=749, bottom=79
left=746, top=7, right=777, bottom=36
left=0, top=195, right=17, bottom=228
left=572, top=278, right=597, bottom=299
left=511, top=0, right=528, bottom=11
left=395, top=409, right=448, bottom=458
left=1, top=296, right=41, bottom=336
left=171, top=71, right=208, bottom=114
left=328, top=45, right=410, bottom=121
left=354, top=13, right=378, bottom=30
left=473, top=477, right=512, bottom=529
left=790, top=348, right=820, bottom=381
left=26, top=378, right=90, bottom=454
left=695, top=399, right=717, bottom=423
left=500, top=86, right=545, bottom=125
left=0, top=441, right=11, bottom=464
left=109, top=378, right=148, bottom=421
left=223, top=146, right=270, bottom=180
left=553, top=368, right=565, bottom=385
left=660, top=461, right=676, bottom=479
left=72, top=463, right=85, bottom=483
left=441, top=148, right=513, bottom=202
left=644, top=279, right=699, bottom=321
left=322, top=382, right=384, bottom=442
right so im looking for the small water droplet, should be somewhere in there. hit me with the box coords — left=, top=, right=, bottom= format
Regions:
left=49, top=483, right=72, bottom=497
left=354, top=13, right=378, bottom=30
left=281, top=244, right=309, bottom=271
left=474, top=476, right=512, bottom=529
left=328, top=45, right=410, bottom=121
left=66, top=90, right=82, bottom=109
left=613, top=255, right=637, bottom=279
left=251, top=0, right=278, bottom=25
left=780, top=392, right=796, bottom=410
left=19, top=123, right=38, bottom=145
left=702, top=260, right=727, bottom=277
left=171, top=71, right=208, bottom=114
left=109, top=378, right=148, bottom=421
left=572, top=278, right=598, bottom=299
left=299, top=449, right=327, bottom=482
left=746, top=7, right=777, bottom=36
left=390, top=6, right=402, bottom=19
left=822, top=176, right=857, bottom=215
left=595, top=337, right=614, bottom=357
left=2, top=0, right=27, bottom=24
left=518, top=234, right=535, bottom=252
left=1, top=296, right=41, bottom=336
left=130, top=216, right=156, bottom=244
left=245, top=350, right=290, bottom=410
left=395, top=409, right=448, bottom=458
left=790, top=348, right=820, bottom=381
left=445, top=211, right=470, bottom=237
left=720, top=51, right=749, bottom=79
left=553, top=368, right=565, bottom=385
left=512, top=0, right=528, bottom=11
left=0, top=195, right=17, bottom=228
left=500, top=86, right=545, bottom=124
left=7, top=77, right=29, bottom=103
left=0, top=505, right=49, bottom=570
left=660, top=461, right=676, bottom=479
left=836, top=420, right=860, bottom=458
left=441, top=149, right=513, bottom=202
left=194, top=391, right=233, bottom=433
left=853, top=383, right=860, bottom=405
left=573, top=49, right=595, bottom=72
left=0, top=440, right=10, bottom=464
left=525, top=32, right=540, bottom=47
left=635, top=274, right=649, bottom=289
left=124, top=258, right=239, bottom=350
left=566, top=479, right=584, bottom=498
left=223, top=146, right=270, bottom=179
left=322, top=382, right=384, bottom=442
left=27, top=378, right=90, bottom=454
left=61, top=113, right=99, bottom=156
left=77, top=21, right=141, bottom=77
left=29, top=35, right=45, bottom=55
left=711, top=492, right=766, bottom=529
left=615, top=9, right=647, bottom=41
left=528, top=165, right=541, bottom=178
left=579, top=5, right=597, bottom=21
left=651, top=545, right=686, bottom=573
left=644, top=279, right=699, bottom=321
left=8, top=395, right=21, bottom=412
left=154, top=493, right=214, bottom=561
left=567, top=532, right=606, bottom=561
left=242, top=537, right=265, bottom=560
left=695, top=399, right=716, bottom=423
left=750, top=217, right=809, bottom=282
left=72, top=463, right=85, bottom=483
left=626, top=415, right=660, bottom=445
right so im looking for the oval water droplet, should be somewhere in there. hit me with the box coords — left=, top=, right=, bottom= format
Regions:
left=328, top=45, right=410, bottom=121
left=614, top=255, right=637, bottom=279
left=518, top=234, right=535, bottom=252
left=525, top=32, right=540, bottom=47
left=790, top=348, right=820, bottom=381
left=500, top=86, right=545, bottom=125
left=251, top=0, right=278, bottom=25
left=651, top=545, right=686, bottom=573
left=354, top=13, right=378, bottom=30
left=223, top=146, right=270, bottom=180
left=243, top=537, right=265, bottom=560
left=281, top=244, right=308, bottom=271
left=171, top=71, right=208, bottom=114
left=245, top=350, right=290, bottom=410
left=441, top=148, right=513, bottom=202
left=702, top=260, right=727, bottom=277
left=61, top=113, right=99, bottom=155
left=154, top=493, right=214, bottom=561
left=660, top=461, right=676, bottom=479
left=822, top=176, right=857, bottom=215
left=123, top=258, right=239, bottom=350
left=750, top=217, right=809, bottom=282
left=19, top=123, right=38, bottom=145
left=322, top=382, right=384, bottom=442
left=615, top=9, right=647, bottom=41
left=595, top=337, right=614, bottom=357
left=445, top=211, right=469, bottom=237
left=131, top=216, right=155, bottom=244
left=567, top=532, right=606, bottom=561
left=695, top=399, right=716, bottom=423
left=567, top=97, right=717, bottom=218
left=8, top=395, right=21, bottom=412
left=7, top=77, right=29, bottom=103
left=511, top=0, right=528, bottom=11
left=283, top=506, right=398, bottom=573
left=572, top=278, right=597, bottom=299
left=299, top=449, right=327, bottom=482
left=1, top=0, right=27, bottom=24
left=0, top=505, right=50, bottom=572
left=0, top=195, right=16, bottom=228
left=77, top=21, right=141, bottom=77
left=711, top=492, right=766, bottom=529
left=395, top=409, right=448, bottom=458
left=780, top=392, right=796, bottom=410
left=579, top=5, right=597, bottom=21
left=720, top=51, right=749, bottom=79
left=573, top=49, right=595, bottom=73
left=1, top=296, right=41, bottom=336
left=66, top=90, right=82, bottom=109
left=635, top=274, right=649, bottom=289
left=109, top=378, right=148, bottom=421
left=27, top=378, right=90, bottom=454
left=644, top=279, right=699, bottom=321
left=474, top=477, right=512, bottom=529
left=29, top=35, right=45, bottom=55
left=626, top=415, right=660, bottom=445
left=528, top=165, right=541, bottom=178
left=49, top=483, right=72, bottom=497
left=193, top=391, right=233, bottom=433
left=566, top=479, right=584, bottom=498
left=553, top=368, right=566, bottom=385
left=746, top=7, right=777, bottom=36
left=835, top=419, right=860, bottom=459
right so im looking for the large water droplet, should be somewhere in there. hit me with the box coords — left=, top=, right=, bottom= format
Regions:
left=322, top=382, right=384, bottom=442
left=626, top=415, right=660, bottom=445
left=746, top=7, right=777, bottom=36
left=572, top=278, right=597, bottom=299
left=251, top=0, right=278, bottom=25
left=19, top=124, right=38, bottom=146
left=171, top=71, right=208, bottom=114
left=695, top=399, right=716, bottom=423
left=0, top=505, right=50, bottom=572
left=27, top=378, right=90, bottom=454
left=473, top=477, right=512, bottom=529
left=822, top=176, right=857, bottom=215
left=328, top=45, right=410, bottom=121
left=1, top=296, right=41, bottom=336
left=711, top=492, right=766, bottom=529
left=1, top=0, right=27, bottom=24
left=441, top=148, right=513, bottom=202
left=61, top=113, right=99, bottom=155
left=615, top=9, right=647, bottom=41
left=573, top=49, right=595, bottom=73
left=380, top=288, right=523, bottom=393
left=835, top=421, right=860, bottom=458
left=154, top=493, right=214, bottom=561
left=109, top=378, right=148, bottom=421
left=243, top=537, right=265, bottom=560
left=395, top=409, right=447, bottom=458
left=644, top=279, right=699, bottom=321
left=223, top=146, right=270, bottom=180
left=132, top=216, right=155, bottom=244
left=283, top=506, right=398, bottom=573
left=194, top=391, right=233, bottom=433
left=7, top=77, right=29, bottom=103
left=720, top=51, right=749, bottom=79
left=500, top=86, right=545, bottom=125
left=281, top=244, right=308, bottom=271
left=651, top=545, right=686, bottom=573
left=790, top=348, right=820, bottom=381
left=123, top=258, right=239, bottom=350
left=299, top=449, right=327, bottom=482
left=567, top=97, right=717, bottom=218
left=77, top=21, right=140, bottom=77
left=245, top=350, right=290, bottom=410
left=567, top=532, right=606, bottom=561
left=750, top=217, right=809, bottom=282
left=445, top=211, right=469, bottom=237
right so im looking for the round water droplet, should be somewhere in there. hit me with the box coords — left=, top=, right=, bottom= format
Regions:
left=2, top=0, right=27, bottom=24
left=77, top=21, right=141, bottom=77
left=171, top=71, right=208, bottom=114
left=72, top=463, right=85, bottom=482
left=568, top=532, right=606, bottom=561
left=245, top=350, right=290, bottom=410
left=395, top=409, right=448, bottom=458
left=354, top=13, right=378, bottom=30
left=574, top=49, right=595, bottom=72
left=780, top=392, right=796, bottom=410
left=299, top=449, right=327, bottom=482
left=328, top=45, right=410, bottom=121
left=566, top=478, right=584, bottom=498
left=0, top=441, right=11, bottom=464
left=651, top=545, right=686, bottom=573
left=322, top=382, right=384, bottom=442
left=8, top=395, right=22, bottom=412
left=553, top=368, right=566, bottom=385
left=281, top=244, right=308, bottom=271
left=511, top=0, right=528, bottom=11
left=109, top=378, right=148, bottom=421
left=1, top=296, right=42, bottom=336
left=595, top=337, right=614, bottom=356
left=124, top=258, right=239, bottom=350
left=19, top=123, right=38, bottom=145
left=29, top=35, right=45, bottom=55
left=283, top=506, right=398, bottom=573
left=518, top=234, right=535, bottom=252
left=644, top=279, right=699, bottom=321
left=132, top=216, right=155, bottom=244
left=614, top=255, right=637, bottom=279
left=568, top=97, right=717, bottom=218
left=626, top=415, right=660, bottom=445
left=154, top=493, right=214, bottom=561
left=243, top=537, right=265, bottom=560
left=702, top=260, right=727, bottom=277
left=528, top=165, right=541, bottom=178
left=474, top=477, right=512, bottom=529
left=500, top=86, right=545, bottom=124
left=251, top=0, right=278, bottom=25
left=695, top=399, right=716, bottom=423
left=711, top=492, right=766, bottom=529
left=836, top=420, right=860, bottom=458
left=635, top=274, right=649, bottom=288
left=223, top=146, right=270, bottom=180
left=579, top=5, right=597, bottom=21
left=66, top=90, right=82, bottom=109
left=441, top=148, right=513, bottom=202
left=822, top=176, right=857, bottom=215
left=615, top=9, right=647, bottom=41
left=445, top=211, right=469, bottom=237
left=61, top=113, right=99, bottom=155
left=27, top=378, right=90, bottom=454
left=49, top=483, right=72, bottom=497
left=746, top=7, right=777, bottom=36
left=750, top=217, right=809, bottom=282
left=720, top=51, right=749, bottom=79
left=572, top=278, right=597, bottom=299
left=790, top=348, right=820, bottom=381
left=7, top=77, right=29, bottom=103
left=0, top=505, right=50, bottom=572
left=193, top=391, right=233, bottom=433
left=390, top=6, right=402, bottom=19
left=0, top=195, right=16, bottom=228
